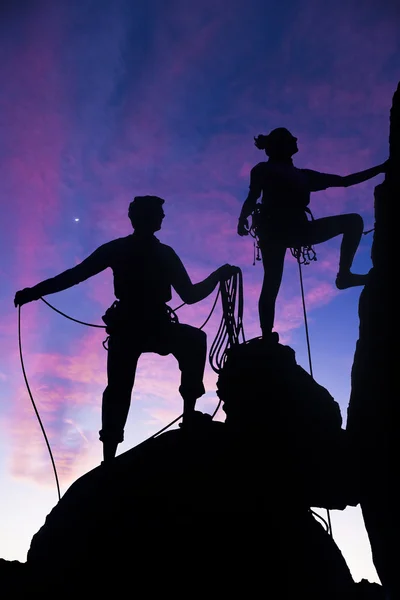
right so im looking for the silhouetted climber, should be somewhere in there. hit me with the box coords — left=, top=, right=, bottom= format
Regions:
left=237, top=127, right=387, bottom=340
left=14, top=196, right=238, bottom=461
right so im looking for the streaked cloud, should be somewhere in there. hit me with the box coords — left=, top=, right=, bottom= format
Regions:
left=0, top=1, right=397, bottom=578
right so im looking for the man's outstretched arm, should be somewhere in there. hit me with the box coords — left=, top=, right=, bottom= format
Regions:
left=14, top=243, right=112, bottom=307
left=169, top=250, right=238, bottom=305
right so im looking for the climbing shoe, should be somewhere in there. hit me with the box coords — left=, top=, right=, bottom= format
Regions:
left=336, top=272, right=369, bottom=290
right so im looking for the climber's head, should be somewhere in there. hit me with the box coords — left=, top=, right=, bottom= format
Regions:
left=128, top=196, right=165, bottom=233
left=254, top=127, right=298, bottom=159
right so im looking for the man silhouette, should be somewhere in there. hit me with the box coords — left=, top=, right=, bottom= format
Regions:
left=14, top=196, right=237, bottom=461
left=237, top=127, right=387, bottom=341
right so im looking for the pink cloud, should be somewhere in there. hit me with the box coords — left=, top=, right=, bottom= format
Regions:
left=5, top=378, right=98, bottom=488
left=274, top=282, right=338, bottom=337
left=32, top=340, right=107, bottom=387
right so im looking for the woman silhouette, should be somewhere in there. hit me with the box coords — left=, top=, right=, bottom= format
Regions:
left=237, top=127, right=387, bottom=341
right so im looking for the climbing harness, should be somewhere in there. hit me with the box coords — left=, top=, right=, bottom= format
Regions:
left=18, top=271, right=244, bottom=500
left=100, top=302, right=180, bottom=351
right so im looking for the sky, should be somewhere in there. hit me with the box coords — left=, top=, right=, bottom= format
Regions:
left=0, top=0, right=398, bottom=583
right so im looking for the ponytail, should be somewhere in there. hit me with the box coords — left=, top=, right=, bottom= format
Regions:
left=254, top=134, right=269, bottom=150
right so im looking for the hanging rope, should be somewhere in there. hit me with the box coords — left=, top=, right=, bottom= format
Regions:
left=294, top=251, right=334, bottom=537
left=40, top=297, right=107, bottom=328
left=294, top=252, right=334, bottom=537
left=17, top=307, right=61, bottom=502
left=293, top=251, right=315, bottom=379
left=40, top=292, right=218, bottom=332
left=289, top=246, right=336, bottom=537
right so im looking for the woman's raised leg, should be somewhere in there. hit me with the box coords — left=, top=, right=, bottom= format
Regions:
left=305, top=213, right=367, bottom=289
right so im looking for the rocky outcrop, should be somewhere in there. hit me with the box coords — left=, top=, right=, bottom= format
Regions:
left=25, top=419, right=357, bottom=599
left=347, top=82, right=399, bottom=597
left=218, top=337, right=359, bottom=510
left=22, top=337, right=362, bottom=599
left=0, top=558, right=31, bottom=594
left=354, top=580, right=385, bottom=599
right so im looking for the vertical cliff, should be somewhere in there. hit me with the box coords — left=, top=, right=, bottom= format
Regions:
left=347, top=82, right=398, bottom=597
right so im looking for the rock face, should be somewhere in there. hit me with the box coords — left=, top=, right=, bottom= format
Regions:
left=347, top=82, right=398, bottom=597
left=0, top=559, right=30, bottom=593
left=23, top=339, right=361, bottom=598
left=26, top=430, right=355, bottom=599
